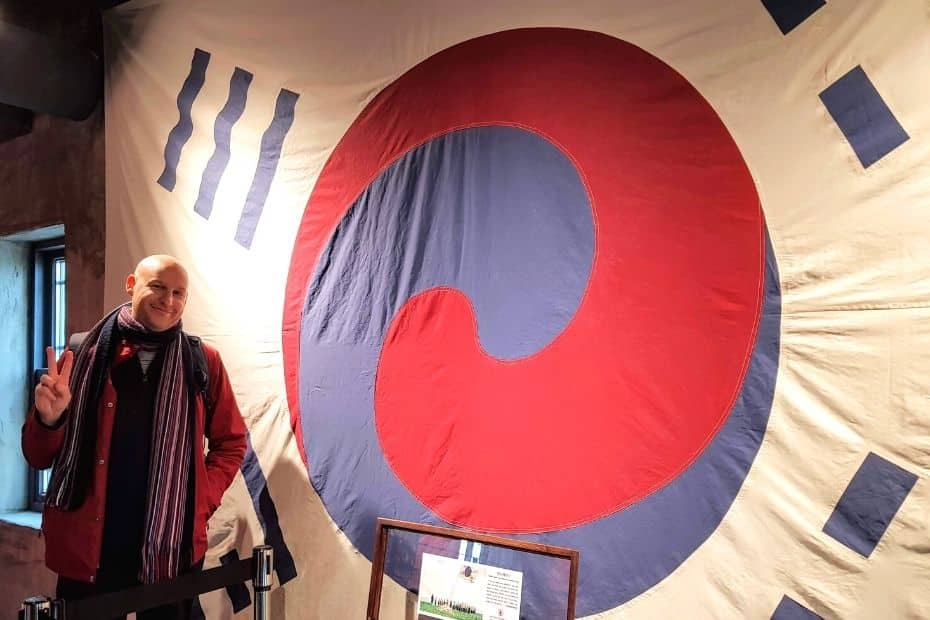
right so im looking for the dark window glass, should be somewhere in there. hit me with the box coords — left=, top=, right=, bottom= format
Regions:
left=30, top=242, right=65, bottom=510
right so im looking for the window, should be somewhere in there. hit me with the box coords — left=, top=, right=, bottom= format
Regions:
left=30, top=240, right=66, bottom=510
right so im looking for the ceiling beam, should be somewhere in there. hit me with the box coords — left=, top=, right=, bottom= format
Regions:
left=0, top=19, right=101, bottom=120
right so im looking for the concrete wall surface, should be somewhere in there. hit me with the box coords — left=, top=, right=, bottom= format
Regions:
left=0, top=4, right=105, bottom=613
left=0, top=241, right=30, bottom=512
left=0, top=521, right=56, bottom=611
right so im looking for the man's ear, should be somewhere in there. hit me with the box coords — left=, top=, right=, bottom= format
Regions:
left=125, top=273, right=136, bottom=297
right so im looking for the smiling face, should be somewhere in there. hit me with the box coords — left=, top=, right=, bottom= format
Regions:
left=125, top=255, right=189, bottom=332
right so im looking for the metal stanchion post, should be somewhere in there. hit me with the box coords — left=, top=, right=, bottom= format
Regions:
left=20, top=596, right=50, bottom=620
left=252, top=545, right=274, bottom=620
left=49, top=599, right=65, bottom=620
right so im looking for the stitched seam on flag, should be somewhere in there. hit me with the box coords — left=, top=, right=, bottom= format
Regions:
left=290, top=120, right=600, bottom=481
left=345, top=120, right=600, bottom=363
left=365, top=121, right=602, bottom=532
left=370, top=162, right=764, bottom=535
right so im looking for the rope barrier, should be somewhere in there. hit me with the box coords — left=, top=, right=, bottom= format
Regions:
left=19, top=545, right=273, bottom=620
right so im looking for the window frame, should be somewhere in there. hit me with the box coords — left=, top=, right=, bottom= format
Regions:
left=29, top=239, right=66, bottom=511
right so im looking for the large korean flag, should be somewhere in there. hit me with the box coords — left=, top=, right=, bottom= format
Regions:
left=103, top=1, right=930, bottom=618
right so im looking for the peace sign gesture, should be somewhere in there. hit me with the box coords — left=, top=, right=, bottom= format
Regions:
left=35, top=347, right=74, bottom=427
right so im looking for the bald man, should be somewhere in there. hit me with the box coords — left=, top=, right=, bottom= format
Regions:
left=23, top=255, right=247, bottom=620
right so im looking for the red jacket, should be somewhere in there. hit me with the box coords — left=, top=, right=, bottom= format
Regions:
left=22, top=340, right=247, bottom=583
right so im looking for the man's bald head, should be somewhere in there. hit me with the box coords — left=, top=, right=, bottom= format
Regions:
left=125, top=254, right=189, bottom=332
left=133, top=254, right=187, bottom=279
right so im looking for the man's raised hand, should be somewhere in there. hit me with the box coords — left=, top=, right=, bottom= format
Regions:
left=34, top=347, right=73, bottom=427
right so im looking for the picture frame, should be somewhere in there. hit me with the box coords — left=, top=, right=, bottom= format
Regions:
left=366, top=518, right=579, bottom=620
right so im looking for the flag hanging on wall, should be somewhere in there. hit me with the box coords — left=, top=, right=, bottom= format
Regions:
left=103, top=1, right=929, bottom=617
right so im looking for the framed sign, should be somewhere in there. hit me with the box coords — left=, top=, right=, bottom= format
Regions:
left=367, top=518, right=579, bottom=620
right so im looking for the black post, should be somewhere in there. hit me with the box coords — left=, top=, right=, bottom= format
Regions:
left=48, top=600, right=64, bottom=619
left=252, top=545, right=273, bottom=620
left=20, top=597, right=49, bottom=620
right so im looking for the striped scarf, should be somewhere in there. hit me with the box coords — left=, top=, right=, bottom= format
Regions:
left=46, top=303, right=195, bottom=583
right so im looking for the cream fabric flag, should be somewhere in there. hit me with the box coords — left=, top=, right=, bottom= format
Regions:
left=103, top=1, right=929, bottom=617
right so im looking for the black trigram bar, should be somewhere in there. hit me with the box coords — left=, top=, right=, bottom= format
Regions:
left=193, top=67, right=253, bottom=219
left=234, top=88, right=300, bottom=248
left=157, top=48, right=210, bottom=191
left=157, top=49, right=300, bottom=248
left=761, top=0, right=825, bottom=35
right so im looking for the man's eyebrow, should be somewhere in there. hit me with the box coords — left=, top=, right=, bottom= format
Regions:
left=150, top=279, right=186, bottom=291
